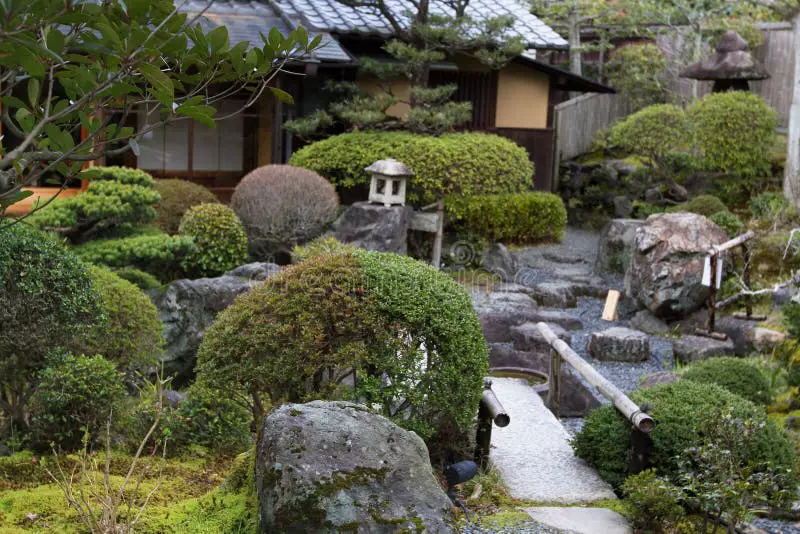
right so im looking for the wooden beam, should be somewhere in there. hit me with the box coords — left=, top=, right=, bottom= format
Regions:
left=785, top=14, right=800, bottom=205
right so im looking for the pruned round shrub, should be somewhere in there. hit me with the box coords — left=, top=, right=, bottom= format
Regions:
left=446, top=192, right=567, bottom=244
left=679, top=194, right=728, bottom=217
left=573, top=380, right=796, bottom=489
left=0, top=224, right=103, bottom=426
left=708, top=211, right=745, bottom=236
left=289, top=131, right=533, bottom=206
left=79, top=266, right=163, bottom=367
left=153, top=179, right=220, bottom=234
left=291, top=236, right=358, bottom=264
left=179, top=204, right=249, bottom=277
left=688, top=92, right=777, bottom=179
left=196, top=249, right=488, bottom=456
left=74, top=232, right=196, bottom=282
left=681, top=357, right=771, bottom=405
left=30, top=353, right=125, bottom=451
left=608, top=105, right=690, bottom=166
left=606, top=44, right=667, bottom=112
left=230, top=165, right=338, bottom=260
left=113, top=268, right=162, bottom=291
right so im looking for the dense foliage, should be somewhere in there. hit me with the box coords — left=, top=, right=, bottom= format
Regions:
left=606, top=44, right=667, bottom=112
left=153, top=179, right=220, bottom=235
left=708, top=211, right=745, bottom=236
left=688, top=92, right=778, bottom=179
left=289, top=131, right=533, bottom=205
left=178, top=204, right=248, bottom=277
left=573, top=380, right=796, bottom=489
left=196, top=249, right=488, bottom=455
left=622, top=469, right=685, bottom=532
left=30, top=353, right=124, bottom=451
left=608, top=105, right=690, bottom=167
left=230, top=165, right=338, bottom=261
left=73, top=232, right=196, bottom=282
left=79, top=266, right=163, bottom=367
left=113, top=267, right=162, bottom=291
left=681, top=357, right=771, bottom=405
left=0, top=224, right=103, bottom=426
left=291, top=236, right=358, bottom=264
left=446, top=192, right=567, bottom=244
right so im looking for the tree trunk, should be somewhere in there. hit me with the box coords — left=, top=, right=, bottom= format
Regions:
left=785, top=14, right=800, bottom=205
left=568, top=11, right=582, bottom=77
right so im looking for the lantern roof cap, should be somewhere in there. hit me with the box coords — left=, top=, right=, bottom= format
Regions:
left=364, top=158, right=414, bottom=176
left=680, top=30, right=769, bottom=82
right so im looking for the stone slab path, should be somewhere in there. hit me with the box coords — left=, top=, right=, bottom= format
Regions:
left=523, top=507, right=632, bottom=534
left=489, top=377, right=616, bottom=504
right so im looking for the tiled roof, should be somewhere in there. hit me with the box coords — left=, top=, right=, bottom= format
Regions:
left=272, top=0, right=568, bottom=49
left=181, top=0, right=353, bottom=62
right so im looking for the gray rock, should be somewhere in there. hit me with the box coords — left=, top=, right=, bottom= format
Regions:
left=625, top=213, right=729, bottom=319
left=328, top=201, right=412, bottom=254
left=489, top=345, right=600, bottom=416
left=606, top=159, right=639, bottom=177
left=715, top=317, right=787, bottom=356
left=255, top=401, right=453, bottom=533
left=644, top=188, right=663, bottom=203
left=511, top=322, right=571, bottom=353
left=532, top=310, right=584, bottom=331
left=639, top=371, right=680, bottom=389
left=587, top=327, right=650, bottom=362
left=528, top=282, right=578, bottom=308
left=629, top=310, right=670, bottom=336
left=163, top=390, right=187, bottom=408
left=773, top=288, right=798, bottom=309
left=613, top=196, right=633, bottom=218
left=673, top=335, right=735, bottom=364
left=523, top=507, right=631, bottom=534
left=472, top=291, right=540, bottom=343
left=0, top=444, right=11, bottom=457
left=226, top=262, right=281, bottom=281
left=596, top=219, right=644, bottom=274
left=482, top=243, right=518, bottom=281
left=151, top=268, right=277, bottom=385
left=752, top=327, right=787, bottom=350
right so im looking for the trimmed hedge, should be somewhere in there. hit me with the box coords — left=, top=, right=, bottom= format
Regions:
left=446, top=192, right=567, bottom=244
left=289, top=131, right=533, bottom=206
left=153, top=179, right=220, bottom=235
left=179, top=204, right=249, bottom=277
left=573, top=380, right=796, bottom=490
left=681, top=357, right=771, bottom=405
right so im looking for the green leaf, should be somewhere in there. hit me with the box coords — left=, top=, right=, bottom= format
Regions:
left=15, top=46, right=45, bottom=78
left=27, top=78, right=40, bottom=108
left=0, top=190, right=34, bottom=210
left=1, top=96, right=29, bottom=111
left=46, top=29, right=66, bottom=55
left=270, top=87, right=294, bottom=105
left=15, top=108, right=35, bottom=132
left=95, top=21, right=124, bottom=52
left=207, top=26, right=229, bottom=54
left=139, top=63, right=174, bottom=103
left=176, top=104, right=216, bottom=128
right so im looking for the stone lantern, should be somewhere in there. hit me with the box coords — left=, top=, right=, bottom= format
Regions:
left=365, top=159, right=414, bottom=207
left=681, top=31, right=769, bottom=92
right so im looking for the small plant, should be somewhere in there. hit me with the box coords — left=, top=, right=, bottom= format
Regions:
left=622, top=469, right=685, bottom=533
left=153, top=179, right=220, bottom=235
left=179, top=203, right=249, bottom=277
left=708, top=211, right=745, bottom=237
left=230, top=165, right=339, bottom=261
left=750, top=192, right=789, bottom=220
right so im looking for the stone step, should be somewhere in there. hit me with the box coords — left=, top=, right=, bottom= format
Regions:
left=489, top=377, right=616, bottom=504
left=523, top=507, right=632, bottom=534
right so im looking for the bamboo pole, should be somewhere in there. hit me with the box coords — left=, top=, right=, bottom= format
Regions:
left=708, top=230, right=755, bottom=256
left=536, top=322, right=655, bottom=433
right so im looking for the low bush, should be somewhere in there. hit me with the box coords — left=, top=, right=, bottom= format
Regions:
left=113, top=268, right=162, bottom=291
left=607, top=105, right=690, bottom=168
left=681, top=357, right=771, bottom=405
left=179, top=204, right=249, bottom=277
left=622, top=469, right=685, bottom=532
left=750, top=192, right=789, bottom=220
left=573, top=380, right=796, bottom=490
left=153, top=179, right=220, bottom=234
left=73, top=232, right=196, bottom=282
left=289, top=131, right=533, bottom=206
left=446, top=192, right=567, bottom=244
left=678, top=194, right=728, bottom=217
left=0, top=224, right=103, bottom=427
left=708, top=211, right=745, bottom=236
left=79, top=266, right=163, bottom=367
left=196, top=249, right=488, bottom=458
left=689, top=92, right=777, bottom=180
left=30, top=353, right=125, bottom=451
left=230, top=165, right=338, bottom=260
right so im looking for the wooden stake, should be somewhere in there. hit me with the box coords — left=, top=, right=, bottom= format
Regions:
left=601, top=290, right=621, bottom=321
left=430, top=199, right=444, bottom=268
left=548, top=348, right=562, bottom=418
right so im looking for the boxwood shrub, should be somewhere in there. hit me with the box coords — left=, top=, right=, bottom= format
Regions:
left=153, top=178, right=220, bottom=235
left=289, top=131, right=533, bottom=205
left=179, top=204, right=249, bottom=277
left=573, top=380, right=796, bottom=490
left=446, top=192, right=567, bottom=244
left=680, top=357, right=770, bottom=405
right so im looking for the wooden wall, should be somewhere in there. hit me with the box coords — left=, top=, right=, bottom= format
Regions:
left=554, top=93, right=634, bottom=162
left=491, top=127, right=556, bottom=191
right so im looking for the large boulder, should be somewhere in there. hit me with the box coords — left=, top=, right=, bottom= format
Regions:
left=256, top=401, right=454, bottom=533
left=150, top=263, right=279, bottom=384
left=328, top=201, right=411, bottom=254
left=596, top=219, right=645, bottom=274
left=673, top=335, right=735, bottom=364
left=587, top=327, right=650, bottom=362
left=625, top=213, right=728, bottom=319
left=482, top=243, right=518, bottom=281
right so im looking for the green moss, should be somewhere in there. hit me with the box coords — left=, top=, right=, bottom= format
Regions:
left=478, top=510, right=531, bottom=528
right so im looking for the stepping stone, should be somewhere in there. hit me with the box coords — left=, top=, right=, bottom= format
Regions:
left=673, top=335, right=735, bottom=364
left=533, top=310, right=583, bottom=331
left=629, top=309, right=670, bottom=336
left=588, top=327, right=650, bottom=362
left=489, top=378, right=616, bottom=503
left=523, top=507, right=631, bottom=534
left=528, top=281, right=578, bottom=308
left=511, top=322, right=570, bottom=353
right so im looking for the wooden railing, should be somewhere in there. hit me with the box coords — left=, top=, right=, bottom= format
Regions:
left=536, top=322, right=654, bottom=473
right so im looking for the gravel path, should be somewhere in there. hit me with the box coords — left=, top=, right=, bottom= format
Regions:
left=461, top=522, right=566, bottom=533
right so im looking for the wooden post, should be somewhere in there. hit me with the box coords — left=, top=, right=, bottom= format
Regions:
left=474, top=400, right=492, bottom=472
left=431, top=199, right=444, bottom=268
left=785, top=13, right=800, bottom=205
left=629, top=427, right=653, bottom=475
left=706, top=254, right=718, bottom=333
left=548, top=347, right=561, bottom=418
left=732, top=242, right=768, bottom=321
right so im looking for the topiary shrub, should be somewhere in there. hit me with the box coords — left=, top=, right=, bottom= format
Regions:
left=708, top=211, right=745, bottom=237
left=681, top=357, right=771, bottom=405
left=78, top=266, right=163, bottom=367
left=289, top=131, right=533, bottom=206
left=0, top=224, right=103, bottom=427
left=678, top=194, right=728, bottom=217
left=29, top=353, right=125, bottom=451
left=446, top=192, right=567, bottom=244
left=608, top=105, right=690, bottom=167
left=153, top=179, right=220, bottom=235
left=606, top=44, right=667, bottom=112
left=73, top=232, right=196, bottom=282
left=179, top=204, right=249, bottom=277
left=230, top=165, right=338, bottom=260
left=573, top=380, right=796, bottom=490
left=28, top=166, right=160, bottom=243
left=196, top=249, right=488, bottom=457
left=113, top=268, right=162, bottom=291
left=688, top=92, right=777, bottom=186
